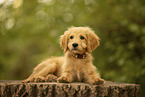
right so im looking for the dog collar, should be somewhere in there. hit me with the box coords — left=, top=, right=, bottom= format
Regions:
left=72, top=54, right=86, bottom=59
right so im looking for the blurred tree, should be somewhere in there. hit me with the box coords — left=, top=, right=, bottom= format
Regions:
left=0, top=0, right=145, bottom=96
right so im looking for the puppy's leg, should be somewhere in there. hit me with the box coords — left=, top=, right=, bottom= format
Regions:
left=57, top=72, right=74, bottom=83
left=22, top=62, right=57, bottom=83
left=33, top=76, right=45, bottom=82
left=45, top=74, right=58, bottom=82
left=22, top=75, right=45, bottom=83
left=85, top=71, right=104, bottom=85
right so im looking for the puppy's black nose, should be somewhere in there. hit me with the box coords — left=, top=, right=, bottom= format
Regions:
left=72, top=43, right=78, bottom=47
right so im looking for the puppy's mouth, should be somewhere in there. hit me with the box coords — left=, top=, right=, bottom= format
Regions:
left=72, top=48, right=78, bottom=50
left=71, top=48, right=86, bottom=55
left=71, top=48, right=86, bottom=59
left=71, top=48, right=80, bottom=53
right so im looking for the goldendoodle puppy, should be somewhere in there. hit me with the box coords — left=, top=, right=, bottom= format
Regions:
left=22, top=27, right=104, bottom=85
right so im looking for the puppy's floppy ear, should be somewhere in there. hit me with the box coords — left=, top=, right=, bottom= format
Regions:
left=60, top=31, right=69, bottom=53
left=87, top=30, right=100, bottom=53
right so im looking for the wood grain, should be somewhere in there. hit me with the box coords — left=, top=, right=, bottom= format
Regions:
left=0, top=80, right=140, bottom=97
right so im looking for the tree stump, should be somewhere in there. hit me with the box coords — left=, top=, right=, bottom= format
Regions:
left=0, top=80, right=140, bottom=97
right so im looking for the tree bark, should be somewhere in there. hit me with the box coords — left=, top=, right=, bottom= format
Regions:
left=0, top=80, right=140, bottom=97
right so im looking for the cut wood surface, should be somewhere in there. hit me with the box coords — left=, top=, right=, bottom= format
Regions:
left=0, top=80, right=140, bottom=97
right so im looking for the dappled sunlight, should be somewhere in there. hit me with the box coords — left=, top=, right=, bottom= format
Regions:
left=5, top=18, right=15, bottom=30
left=13, top=0, right=23, bottom=8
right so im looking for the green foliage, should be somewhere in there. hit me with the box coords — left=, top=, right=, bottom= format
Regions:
left=0, top=0, right=145, bottom=96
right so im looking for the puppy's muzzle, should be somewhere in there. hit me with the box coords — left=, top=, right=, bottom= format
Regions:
left=72, top=43, right=78, bottom=48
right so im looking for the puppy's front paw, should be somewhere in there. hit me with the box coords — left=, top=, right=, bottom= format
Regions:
left=57, top=76, right=70, bottom=83
left=22, top=79, right=30, bottom=83
left=93, top=78, right=105, bottom=85
left=33, top=76, right=45, bottom=82
left=45, top=74, right=58, bottom=82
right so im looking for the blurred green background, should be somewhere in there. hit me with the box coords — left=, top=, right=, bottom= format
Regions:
left=0, top=0, right=145, bottom=96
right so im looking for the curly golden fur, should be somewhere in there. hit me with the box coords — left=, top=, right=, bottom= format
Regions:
left=22, top=27, right=104, bottom=85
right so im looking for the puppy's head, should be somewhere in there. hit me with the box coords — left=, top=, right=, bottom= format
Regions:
left=60, top=27, right=100, bottom=54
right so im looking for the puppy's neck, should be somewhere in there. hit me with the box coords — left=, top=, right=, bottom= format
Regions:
left=65, top=51, right=93, bottom=61
left=72, top=53, right=86, bottom=59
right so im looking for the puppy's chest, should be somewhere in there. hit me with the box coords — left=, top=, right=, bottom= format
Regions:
left=72, top=59, right=86, bottom=67
left=65, top=58, right=89, bottom=81
left=71, top=61, right=87, bottom=82
left=75, top=70, right=85, bottom=82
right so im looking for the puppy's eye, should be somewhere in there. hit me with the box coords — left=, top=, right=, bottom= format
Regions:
left=70, top=36, right=74, bottom=39
left=80, top=36, right=85, bottom=40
